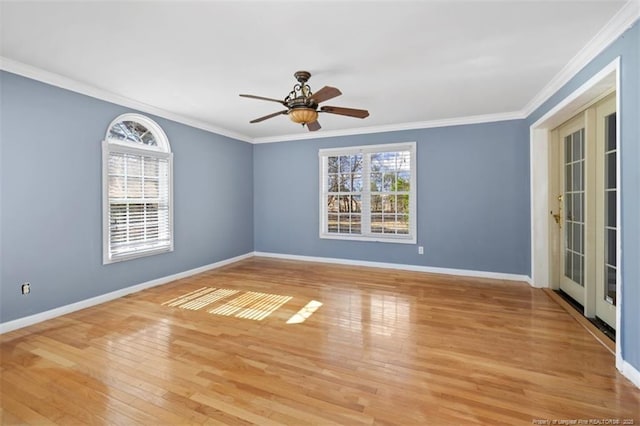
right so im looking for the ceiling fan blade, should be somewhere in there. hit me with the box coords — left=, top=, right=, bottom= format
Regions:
left=320, top=106, right=369, bottom=119
left=307, top=120, right=321, bottom=132
left=240, top=94, right=287, bottom=105
left=250, top=110, right=289, bottom=123
left=310, top=86, right=342, bottom=104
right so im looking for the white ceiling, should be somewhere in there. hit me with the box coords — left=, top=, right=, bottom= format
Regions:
left=0, top=1, right=632, bottom=142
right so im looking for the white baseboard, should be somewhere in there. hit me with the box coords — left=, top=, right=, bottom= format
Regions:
left=4, top=249, right=636, bottom=389
left=0, top=252, right=253, bottom=335
left=620, top=359, right=640, bottom=389
left=253, top=251, right=531, bottom=283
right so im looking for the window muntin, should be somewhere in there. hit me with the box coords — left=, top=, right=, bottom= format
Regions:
left=108, top=120, right=158, bottom=147
left=103, top=114, right=173, bottom=263
left=320, top=142, right=416, bottom=243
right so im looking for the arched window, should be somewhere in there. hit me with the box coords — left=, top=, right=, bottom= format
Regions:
left=102, top=114, right=173, bottom=263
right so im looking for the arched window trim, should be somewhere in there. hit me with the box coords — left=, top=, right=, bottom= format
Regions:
left=102, top=113, right=174, bottom=264
left=105, top=113, right=171, bottom=153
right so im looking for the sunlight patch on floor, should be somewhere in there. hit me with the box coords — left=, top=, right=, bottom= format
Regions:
left=286, top=300, right=323, bottom=324
left=209, top=291, right=292, bottom=321
left=162, top=286, right=212, bottom=307
left=162, top=287, right=293, bottom=321
left=179, top=288, right=239, bottom=310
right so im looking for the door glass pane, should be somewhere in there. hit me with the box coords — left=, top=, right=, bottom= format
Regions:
left=563, top=129, right=585, bottom=288
left=606, top=191, right=616, bottom=227
left=603, top=112, right=617, bottom=306
left=572, top=162, right=582, bottom=191
left=573, top=192, right=582, bottom=222
left=577, top=255, right=584, bottom=286
left=606, top=153, right=616, bottom=189
left=565, top=194, right=573, bottom=221
left=606, top=113, right=616, bottom=151
left=572, top=132, right=581, bottom=161
left=607, top=228, right=616, bottom=267
left=573, top=223, right=582, bottom=254
left=606, top=266, right=616, bottom=305
left=573, top=253, right=583, bottom=286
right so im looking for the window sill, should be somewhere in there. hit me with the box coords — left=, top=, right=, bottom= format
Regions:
left=319, top=233, right=416, bottom=244
left=104, top=246, right=173, bottom=265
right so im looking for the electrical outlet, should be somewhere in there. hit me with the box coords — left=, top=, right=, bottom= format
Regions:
left=418, top=246, right=424, bottom=255
left=21, top=282, right=30, bottom=295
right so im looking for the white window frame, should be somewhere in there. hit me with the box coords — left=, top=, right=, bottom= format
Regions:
left=319, top=142, right=417, bottom=244
left=102, top=113, right=174, bottom=264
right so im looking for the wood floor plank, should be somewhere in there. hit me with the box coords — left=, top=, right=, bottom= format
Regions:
left=1, top=257, right=639, bottom=425
left=0, top=394, right=58, bottom=426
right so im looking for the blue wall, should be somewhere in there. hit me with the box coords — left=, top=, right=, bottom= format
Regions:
left=0, top=71, right=254, bottom=323
left=527, top=21, right=640, bottom=374
left=254, top=121, right=531, bottom=275
left=1, top=19, right=636, bottom=378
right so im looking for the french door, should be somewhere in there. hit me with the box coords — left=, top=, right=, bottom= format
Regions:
left=594, top=95, right=617, bottom=328
left=554, top=93, right=617, bottom=330
left=558, top=116, right=586, bottom=305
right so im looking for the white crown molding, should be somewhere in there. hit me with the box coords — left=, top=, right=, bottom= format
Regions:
left=252, top=111, right=525, bottom=144
left=0, top=57, right=252, bottom=144
left=254, top=251, right=531, bottom=283
left=522, top=1, right=639, bottom=118
left=0, top=56, right=525, bottom=144
left=0, top=252, right=253, bottom=335
left=2, top=3, right=638, bottom=145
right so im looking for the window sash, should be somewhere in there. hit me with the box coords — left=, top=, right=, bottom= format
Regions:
left=103, top=141, right=173, bottom=263
left=319, top=142, right=416, bottom=243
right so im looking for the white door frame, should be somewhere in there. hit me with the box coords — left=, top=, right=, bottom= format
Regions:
left=529, top=57, right=621, bottom=367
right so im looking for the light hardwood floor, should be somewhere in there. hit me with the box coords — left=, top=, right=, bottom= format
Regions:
left=1, top=257, right=639, bottom=425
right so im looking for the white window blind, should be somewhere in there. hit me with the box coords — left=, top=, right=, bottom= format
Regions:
left=103, top=114, right=173, bottom=264
left=319, top=142, right=416, bottom=244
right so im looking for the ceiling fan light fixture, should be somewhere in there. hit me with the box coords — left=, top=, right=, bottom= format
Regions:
left=289, top=108, right=318, bottom=124
left=241, top=71, right=368, bottom=131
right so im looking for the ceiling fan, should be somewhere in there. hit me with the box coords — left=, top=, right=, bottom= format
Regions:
left=240, top=71, right=369, bottom=132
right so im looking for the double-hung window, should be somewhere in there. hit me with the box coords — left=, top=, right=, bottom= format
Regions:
left=102, top=114, right=173, bottom=264
left=319, top=142, right=416, bottom=243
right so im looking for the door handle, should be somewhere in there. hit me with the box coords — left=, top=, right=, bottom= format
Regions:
left=551, top=194, right=563, bottom=228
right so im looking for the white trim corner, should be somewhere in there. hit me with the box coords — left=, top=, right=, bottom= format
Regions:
left=620, top=359, right=640, bottom=389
